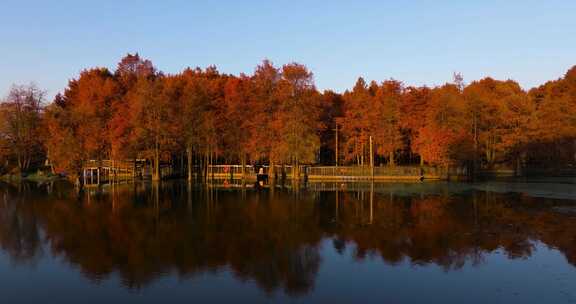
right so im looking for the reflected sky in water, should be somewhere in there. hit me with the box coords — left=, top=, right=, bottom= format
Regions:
left=0, top=180, right=575, bottom=303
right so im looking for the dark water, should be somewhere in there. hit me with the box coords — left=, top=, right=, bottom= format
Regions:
left=1, top=180, right=575, bottom=303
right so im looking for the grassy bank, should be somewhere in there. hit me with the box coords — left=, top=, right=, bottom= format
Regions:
left=0, top=171, right=64, bottom=183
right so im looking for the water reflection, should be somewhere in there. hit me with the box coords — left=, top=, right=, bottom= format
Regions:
left=0, top=180, right=575, bottom=296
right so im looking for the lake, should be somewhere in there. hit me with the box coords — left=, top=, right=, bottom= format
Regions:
left=1, top=179, right=575, bottom=303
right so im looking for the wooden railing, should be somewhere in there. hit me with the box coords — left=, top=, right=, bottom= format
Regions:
left=81, top=160, right=457, bottom=183
left=207, top=165, right=296, bottom=178
left=208, top=165, right=254, bottom=176
left=207, top=165, right=450, bottom=180
left=306, top=166, right=447, bottom=180
left=82, top=159, right=142, bottom=185
left=83, top=159, right=137, bottom=170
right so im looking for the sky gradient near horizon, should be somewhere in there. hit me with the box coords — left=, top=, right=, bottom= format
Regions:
left=1, top=0, right=575, bottom=100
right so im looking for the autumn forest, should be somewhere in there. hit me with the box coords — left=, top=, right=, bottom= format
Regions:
left=1, top=54, right=575, bottom=180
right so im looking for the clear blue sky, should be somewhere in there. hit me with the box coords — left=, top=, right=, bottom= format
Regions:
left=1, top=0, right=575, bottom=100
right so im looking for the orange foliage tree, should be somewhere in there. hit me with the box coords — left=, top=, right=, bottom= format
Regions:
left=33, top=54, right=576, bottom=178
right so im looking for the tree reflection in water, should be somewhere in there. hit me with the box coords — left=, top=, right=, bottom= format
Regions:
left=0, top=181, right=575, bottom=296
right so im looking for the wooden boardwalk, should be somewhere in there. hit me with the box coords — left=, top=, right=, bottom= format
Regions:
left=81, top=161, right=460, bottom=186
left=207, top=165, right=457, bottom=181
left=82, top=160, right=141, bottom=186
left=206, top=165, right=296, bottom=180
left=306, top=166, right=445, bottom=181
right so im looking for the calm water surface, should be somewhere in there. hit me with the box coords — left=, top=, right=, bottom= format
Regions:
left=1, top=179, right=575, bottom=303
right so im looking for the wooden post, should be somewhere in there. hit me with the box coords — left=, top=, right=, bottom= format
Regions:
left=369, top=136, right=374, bottom=179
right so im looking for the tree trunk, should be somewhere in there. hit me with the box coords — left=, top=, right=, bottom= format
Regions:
left=389, top=151, right=395, bottom=167
left=23, top=156, right=30, bottom=172
left=369, top=136, right=374, bottom=178
left=17, top=153, right=22, bottom=175
left=153, top=140, right=160, bottom=181
left=335, top=124, right=339, bottom=167
left=361, top=143, right=364, bottom=167
left=210, top=150, right=214, bottom=180
left=241, top=154, right=246, bottom=180
left=573, top=139, right=576, bottom=163
left=203, top=149, right=208, bottom=182
left=187, top=146, right=193, bottom=182
left=199, top=153, right=204, bottom=181
left=295, top=157, right=300, bottom=180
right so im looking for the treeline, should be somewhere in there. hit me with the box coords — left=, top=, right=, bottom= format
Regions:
left=1, top=54, right=575, bottom=179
